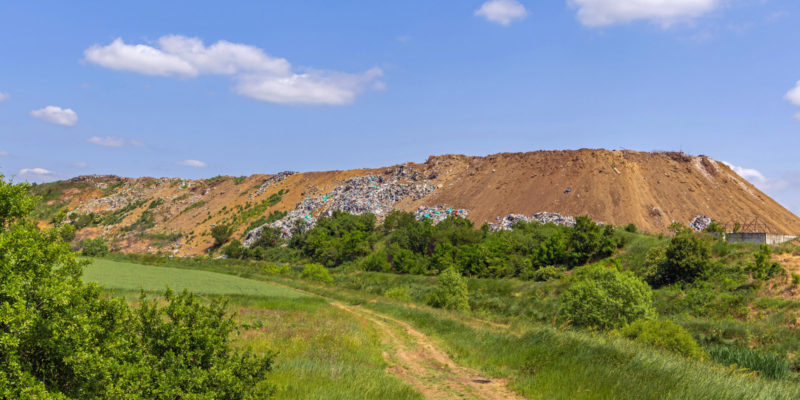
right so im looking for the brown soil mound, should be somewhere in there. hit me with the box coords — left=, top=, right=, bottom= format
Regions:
left=35, top=149, right=800, bottom=256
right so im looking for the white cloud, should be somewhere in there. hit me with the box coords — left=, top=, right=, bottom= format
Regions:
left=722, top=161, right=787, bottom=191
left=475, top=0, right=528, bottom=26
left=786, top=81, right=800, bottom=120
left=30, top=106, right=78, bottom=126
left=177, top=159, right=207, bottom=168
left=88, top=136, right=126, bottom=147
left=0, top=92, right=9, bottom=102
left=129, top=139, right=145, bottom=146
left=85, top=35, right=383, bottom=105
left=569, top=0, right=720, bottom=27
left=19, top=168, right=52, bottom=175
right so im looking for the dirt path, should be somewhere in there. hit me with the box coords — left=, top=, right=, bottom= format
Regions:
left=331, top=302, right=524, bottom=400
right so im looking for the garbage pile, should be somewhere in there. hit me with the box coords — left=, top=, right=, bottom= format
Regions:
left=244, top=170, right=435, bottom=246
left=250, top=171, right=297, bottom=200
left=689, top=215, right=712, bottom=232
left=488, top=212, right=576, bottom=231
left=414, top=206, right=469, bottom=224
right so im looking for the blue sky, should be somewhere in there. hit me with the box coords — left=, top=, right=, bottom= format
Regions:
left=2, top=0, right=800, bottom=212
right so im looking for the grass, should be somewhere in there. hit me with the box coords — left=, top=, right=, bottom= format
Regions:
left=84, top=259, right=421, bottom=400
left=83, top=259, right=305, bottom=298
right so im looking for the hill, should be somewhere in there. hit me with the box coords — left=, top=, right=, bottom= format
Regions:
left=31, top=149, right=800, bottom=256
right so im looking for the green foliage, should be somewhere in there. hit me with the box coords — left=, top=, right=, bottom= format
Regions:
left=211, top=224, right=234, bottom=247
left=567, top=216, right=620, bottom=266
left=299, top=211, right=376, bottom=267
left=59, top=223, right=76, bottom=242
left=148, top=198, right=165, bottom=209
left=181, top=200, right=207, bottom=214
left=620, top=319, right=705, bottom=359
left=246, top=210, right=287, bottom=232
left=624, top=223, right=638, bottom=233
left=428, top=267, right=470, bottom=312
left=301, top=263, right=333, bottom=283
left=704, top=221, right=725, bottom=233
left=385, top=286, right=411, bottom=301
left=81, top=237, right=109, bottom=256
left=233, top=176, right=246, bottom=185
left=560, top=265, right=655, bottom=330
left=748, top=244, right=784, bottom=280
left=251, top=227, right=283, bottom=249
left=222, top=239, right=245, bottom=259
left=792, top=273, right=800, bottom=286
left=0, top=178, right=276, bottom=399
left=654, top=231, right=712, bottom=286
left=529, top=265, right=565, bottom=282
left=707, top=345, right=789, bottom=379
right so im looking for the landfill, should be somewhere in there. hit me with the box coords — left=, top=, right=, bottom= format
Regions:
left=244, top=167, right=435, bottom=246
left=488, top=212, right=576, bottom=231
left=413, top=205, right=470, bottom=224
left=250, top=171, right=297, bottom=200
left=689, top=215, right=712, bottom=232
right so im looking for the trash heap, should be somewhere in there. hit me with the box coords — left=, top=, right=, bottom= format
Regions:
left=689, top=215, right=712, bottom=232
left=249, top=171, right=297, bottom=200
left=488, top=212, right=576, bottom=231
left=244, top=169, right=435, bottom=246
left=414, top=206, right=469, bottom=224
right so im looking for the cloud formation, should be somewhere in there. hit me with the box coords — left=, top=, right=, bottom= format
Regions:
left=85, top=35, right=383, bottom=105
left=786, top=81, right=800, bottom=120
left=88, top=136, right=126, bottom=147
left=30, top=106, right=78, bottom=126
left=722, top=161, right=787, bottom=192
left=475, top=0, right=528, bottom=26
left=176, top=159, right=207, bottom=168
left=569, top=0, right=719, bottom=27
left=0, top=92, right=9, bottom=102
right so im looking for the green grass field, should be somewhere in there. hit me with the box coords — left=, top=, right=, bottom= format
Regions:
left=83, top=259, right=305, bottom=298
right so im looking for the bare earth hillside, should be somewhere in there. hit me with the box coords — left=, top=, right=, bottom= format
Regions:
left=32, top=149, right=800, bottom=256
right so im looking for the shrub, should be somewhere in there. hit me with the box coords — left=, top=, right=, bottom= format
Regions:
left=59, top=223, right=76, bottom=242
left=81, top=237, right=109, bottom=257
left=385, top=286, right=411, bottom=301
left=707, top=345, right=789, bottom=379
left=792, top=273, right=800, bottom=286
left=654, top=232, right=711, bottom=286
left=620, top=319, right=705, bottom=359
left=221, top=239, right=245, bottom=259
left=211, top=224, right=233, bottom=247
left=567, top=216, right=619, bottom=266
left=362, top=249, right=391, bottom=272
left=300, top=263, right=333, bottom=283
left=262, top=263, right=290, bottom=275
left=624, top=223, right=638, bottom=233
left=748, top=244, right=784, bottom=280
left=428, top=267, right=470, bottom=312
left=530, top=265, right=565, bottom=282
left=560, top=265, right=654, bottom=330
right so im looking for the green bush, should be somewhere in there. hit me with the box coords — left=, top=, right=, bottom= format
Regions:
left=560, top=265, right=654, bottom=330
left=300, top=263, right=333, bottom=283
left=385, top=286, right=411, bottom=301
left=427, top=267, right=470, bottom=312
left=81, top=237, right=109, bottom=257
left=530, top=265, right=565, bottom=282
left=620, top=319, right=705, bottom=359
left=262, top=263, right=290, bottom=275
left=210, top=224, right=233, bottom=247
left=707, top=345, right=789, bottom=379
left=221, top=239, right=245, bottom=259
left=59, top=223, right=76, bottom=242
left=748, top=244, right=784, bottom=280
left=624, top=223, right=638, bottom=233
left=653, top=232, right=711, bottom=286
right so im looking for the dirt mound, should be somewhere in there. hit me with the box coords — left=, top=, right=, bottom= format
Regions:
left=33, top=149, right=800, bottom=256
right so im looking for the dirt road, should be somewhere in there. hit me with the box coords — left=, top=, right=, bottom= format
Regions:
left=331, top=302, right=524, bottom=400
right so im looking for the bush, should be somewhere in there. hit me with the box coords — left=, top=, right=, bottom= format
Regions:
left=560, top=265, right=654, bottom=330
left=427, top=267, right=470, bottom=312
left=624, top=223, right=638, bottom=233
left=81, top=237, right=109, bottom=257
left=59, top=223, right=76, bottom=242
left=300, top=263, right=333, bottom=283
left=530, top=265, right=565, bottom=282
left=210, top=224, right=233, bottom=247
left=221, top=239, right=245, bottom=259
left=654, top=232, right=711, bottom=286
left=362, top=249, right=391, bottom=272
left=385, top=286, right=411, bottom=301
left=707, top=345, right=789, bottom=379
left=262, top=263, right=290, bottom=275
left=620, top=319, right=705, bottom=359
left=748, top=244, right=784, bottom=280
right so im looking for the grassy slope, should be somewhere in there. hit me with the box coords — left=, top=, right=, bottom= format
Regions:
left=95, top=255, right=800, bottom=399
left=83, top=260, right=422, bottom=400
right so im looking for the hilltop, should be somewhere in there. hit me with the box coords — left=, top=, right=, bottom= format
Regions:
left=31, top=149, right=800, bottom=256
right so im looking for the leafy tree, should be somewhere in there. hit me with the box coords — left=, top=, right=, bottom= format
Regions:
left=427, top=267, right=470, bottom=312
left=748, top=244, right=784, bottom=280
left=0, top=176, right=275, bottom=399
left=59, top=223, right=76, bottom=242
left=211, top=224, right=234, bottom=247
left=222, top=239, right=245, bottom=259
left=654, top=232, right=712, bottom=286
left=81, top=237, right=109, bottom=256
left=567, top=216, right=618, bottom=266
left=252, top=226, right=282, bottom=249
left=560, top=265, right=654, bottom=330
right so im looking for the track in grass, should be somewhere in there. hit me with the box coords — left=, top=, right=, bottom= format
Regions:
left=83, top=259, right=307, bottom=298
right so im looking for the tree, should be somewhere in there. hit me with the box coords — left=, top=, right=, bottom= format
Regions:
left=427, top=267, right=470, bottom=312
left=0, top=176, right=275, bottom=398
left=211, top=224, right=234, bottom=247
left=560, top=265, right=654, bottom=330
left=567, top=216, right=618, bottom=266
left=81, top=237, right=109, bottom=256
left=654, top=232, right=711, bottom=286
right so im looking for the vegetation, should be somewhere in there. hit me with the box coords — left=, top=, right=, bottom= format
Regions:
left=620, top=319, right=705, bottom=359
left=81, top=236, right=109, bottom=256
left=427, top=267, right=470, bottom=311
left=211, top=224, right=234, bottom=247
